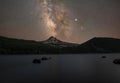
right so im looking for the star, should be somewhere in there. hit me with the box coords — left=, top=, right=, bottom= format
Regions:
left=74, top=18, right=78, bottom=22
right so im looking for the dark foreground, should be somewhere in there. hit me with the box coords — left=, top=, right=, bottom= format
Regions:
left=0, top=54, right=120, bottom=83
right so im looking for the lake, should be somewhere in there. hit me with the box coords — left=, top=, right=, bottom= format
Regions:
left=0, top=54, right=120, bottom=83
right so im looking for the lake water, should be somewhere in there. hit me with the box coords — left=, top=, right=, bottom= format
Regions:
left=0, top=54, right=120, bottom=83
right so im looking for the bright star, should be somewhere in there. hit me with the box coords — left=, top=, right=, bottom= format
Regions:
left=74, top=18, right=78, bottom=22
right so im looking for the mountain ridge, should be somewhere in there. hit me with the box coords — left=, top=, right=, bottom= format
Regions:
left=0, top=36, right=120, bottom=54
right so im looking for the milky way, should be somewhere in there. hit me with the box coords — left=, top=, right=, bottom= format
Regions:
left=40, top=0, right=73, bottom=39
left=0, top=0, right=120, bottom=43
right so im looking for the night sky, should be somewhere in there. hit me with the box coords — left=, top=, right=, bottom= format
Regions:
left=0, top=0, right=120, bottom=43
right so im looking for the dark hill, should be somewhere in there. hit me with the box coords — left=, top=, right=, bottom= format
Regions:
left=76, top=37, right=120, bottom=53
left=0, top=36, right=120, bottom=54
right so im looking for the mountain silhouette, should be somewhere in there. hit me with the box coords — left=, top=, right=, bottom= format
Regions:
left=77, top=37, right=120, bottom=53
left=43, top=36, right=62, bottom=44
left=41, top=36, right=79, bottom=47
left=0, top=36, right=120, bottom=54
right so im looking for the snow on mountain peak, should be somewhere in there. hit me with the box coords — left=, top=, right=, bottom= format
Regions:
left=43, top=36, right=62, bottom=44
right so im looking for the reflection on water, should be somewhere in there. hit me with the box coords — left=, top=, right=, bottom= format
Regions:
left=0, top=54, right=120, bottom=83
